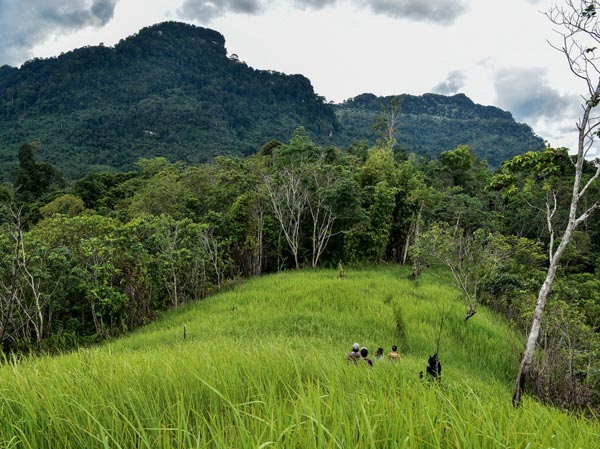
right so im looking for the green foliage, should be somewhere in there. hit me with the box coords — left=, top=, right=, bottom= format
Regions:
left=335, top=93, right=545, bottom=167
left=489, top=148, right=571, bottom=195
left=0, top=127, right=598, bottom=411
left=486, top=147, right=596, bottom=242
left=415, top=224, right=513, bottom=317
left=0, top=268, right=598, bottom=449
left=14, top=142, right=64, bottom=202
left=272, top=126, right=321, bottom=166
left=40, top=193, right=85, bottom=217
left=439, top=144, right=475, bottom=186
left=0, top=24, right=545, bottom=180
left=72, top=171, right=137, bottom=212
left=0, top=23, right=338, bottom=180
left=129, top=164, right=193, bottom=219
left=361, top=146, right=399, bottom=186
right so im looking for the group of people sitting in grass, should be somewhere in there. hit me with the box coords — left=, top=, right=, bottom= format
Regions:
left=345, top=342, right=442, bottom=381
left=345, top=343, right=401, bottom=367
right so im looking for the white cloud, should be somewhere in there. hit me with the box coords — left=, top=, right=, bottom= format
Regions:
left=2, top=0, right=592, bottom=157
left=493, top=67, right=578, bottom=122
left=0, top=0, right=118, bottom=65
left=432, top=70, right=467, bottom=95
left=363, top=0, right=468, bottom=25
left=178, top=0, right=263, bottom=22
left=177, top=0, right=468, bottom=24
left=492, top=67, right=587, bottom=152
left=293, top=0, right=337, bottom=10
left=1, top=0, right=472, bottom=66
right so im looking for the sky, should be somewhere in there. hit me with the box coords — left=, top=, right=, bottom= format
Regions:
left=0, top=0, right=597, bottom=157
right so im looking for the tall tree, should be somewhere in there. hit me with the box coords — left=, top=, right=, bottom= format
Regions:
left=306, top=163, right=361, bottom=268
left=0, top=206, right=22, bottom=351
left=14, top=142, right=64, bottom=204
left=415, top=224, right=511, bottom=320
left=513, top=0, right=600, bottom=407
left=264, top=166, right=308, bottom=269
left=373, top=96, right=402, bottom=147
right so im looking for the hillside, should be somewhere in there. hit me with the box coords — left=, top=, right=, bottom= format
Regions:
left=335, top=93, right=546, bottom=165
left=0, top=22, right=337, bottom=179
left=0, top=22, right=544, bottom=180
left=0, top=266, right=598, bottom=448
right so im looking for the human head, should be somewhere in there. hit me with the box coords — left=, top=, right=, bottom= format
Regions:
left=376, top=347, right=383, bottom=355
left=360, top=347, right=368, bottom=357
left=392, top=345, right=397, bottom=352
left=352, top=343, right=360, bottom=352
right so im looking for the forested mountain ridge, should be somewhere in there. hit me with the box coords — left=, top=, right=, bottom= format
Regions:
left=0, top=21, right=337, bottom=179
left=335, top=93, right=545, bottom=165
left=0, top=21, right=544, bottom=179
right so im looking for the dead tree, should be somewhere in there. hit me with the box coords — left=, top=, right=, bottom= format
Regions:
left=0, top=207, right=21, bottom=351
left=264, top=167, right=309, bottom=269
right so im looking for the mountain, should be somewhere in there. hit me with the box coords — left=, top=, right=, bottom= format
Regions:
left=0, top=22, right=337, bottom=179
left=0, top=21, right=544, bottom=180
left=334, top=93, right=546, bottom=165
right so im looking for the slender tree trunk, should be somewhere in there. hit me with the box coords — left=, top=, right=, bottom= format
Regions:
left=171, top=259, right=178, bottom=308
left=411, top=204, right=423, bottom=279
left=202, top=228, right=222, bottom=287
left=512, top=1, right=600, bottom=405
left=512, top=244, right=564, bottom=406
left=402, top=220, right=414, bottom=266
left=512, top=72, right=600, bottom=406
left=0, top=220, right=20, bottom=349
left=16, top=216, right=45, bottom=351
left=264, top=168, right=308, bottom=269
left=310, top=202, right=335, bottom=269
left=255, top=208, right=264, bottom=276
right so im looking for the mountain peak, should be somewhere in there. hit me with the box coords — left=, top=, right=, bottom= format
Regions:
left=133, top=21, right=226, bottom=48
left=0, top=23, right=544, bottom=178
left=114, top=21, right=228, bottom=60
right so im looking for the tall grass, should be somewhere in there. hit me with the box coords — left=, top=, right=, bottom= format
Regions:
left=1, top=266, right=598, bottom=448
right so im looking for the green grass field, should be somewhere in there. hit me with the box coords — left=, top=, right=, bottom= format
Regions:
left=0, top=266, right=598, bottom=448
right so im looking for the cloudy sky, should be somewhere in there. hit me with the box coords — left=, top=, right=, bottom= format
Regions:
left=0, top=0, right=596, bottom=156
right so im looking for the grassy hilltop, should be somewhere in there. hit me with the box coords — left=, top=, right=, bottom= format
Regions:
left=0, top=266, right=598, bottom=448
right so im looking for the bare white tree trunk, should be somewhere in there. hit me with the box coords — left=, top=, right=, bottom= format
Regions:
left=308, top=170, right=338, bottom=268
left=411, top=203, right=424, bottom=278
left=402, top=220, right=414, bottom=266
left=201, top=227, right=222, bottom=288
left=254, top=206, right=265, bottom=276
left=155, top=220, right=181, bottom=308
left=513, top=0, right=600, bottom=406
left=264, top=167, right=309, bottom=269
left=382, top=97, right=402, bottom=145
left=0, top=208, right=21, bottom=349
left=12, top=208, right=45, bottom=350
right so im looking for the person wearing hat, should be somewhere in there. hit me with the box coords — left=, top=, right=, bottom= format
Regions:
left=346, top=343, right=361, bottom=364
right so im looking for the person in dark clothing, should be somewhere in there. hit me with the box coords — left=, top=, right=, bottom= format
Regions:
left=419, top=353, right=442, bottom=381
left=360, top=347, right=373, bottom=367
